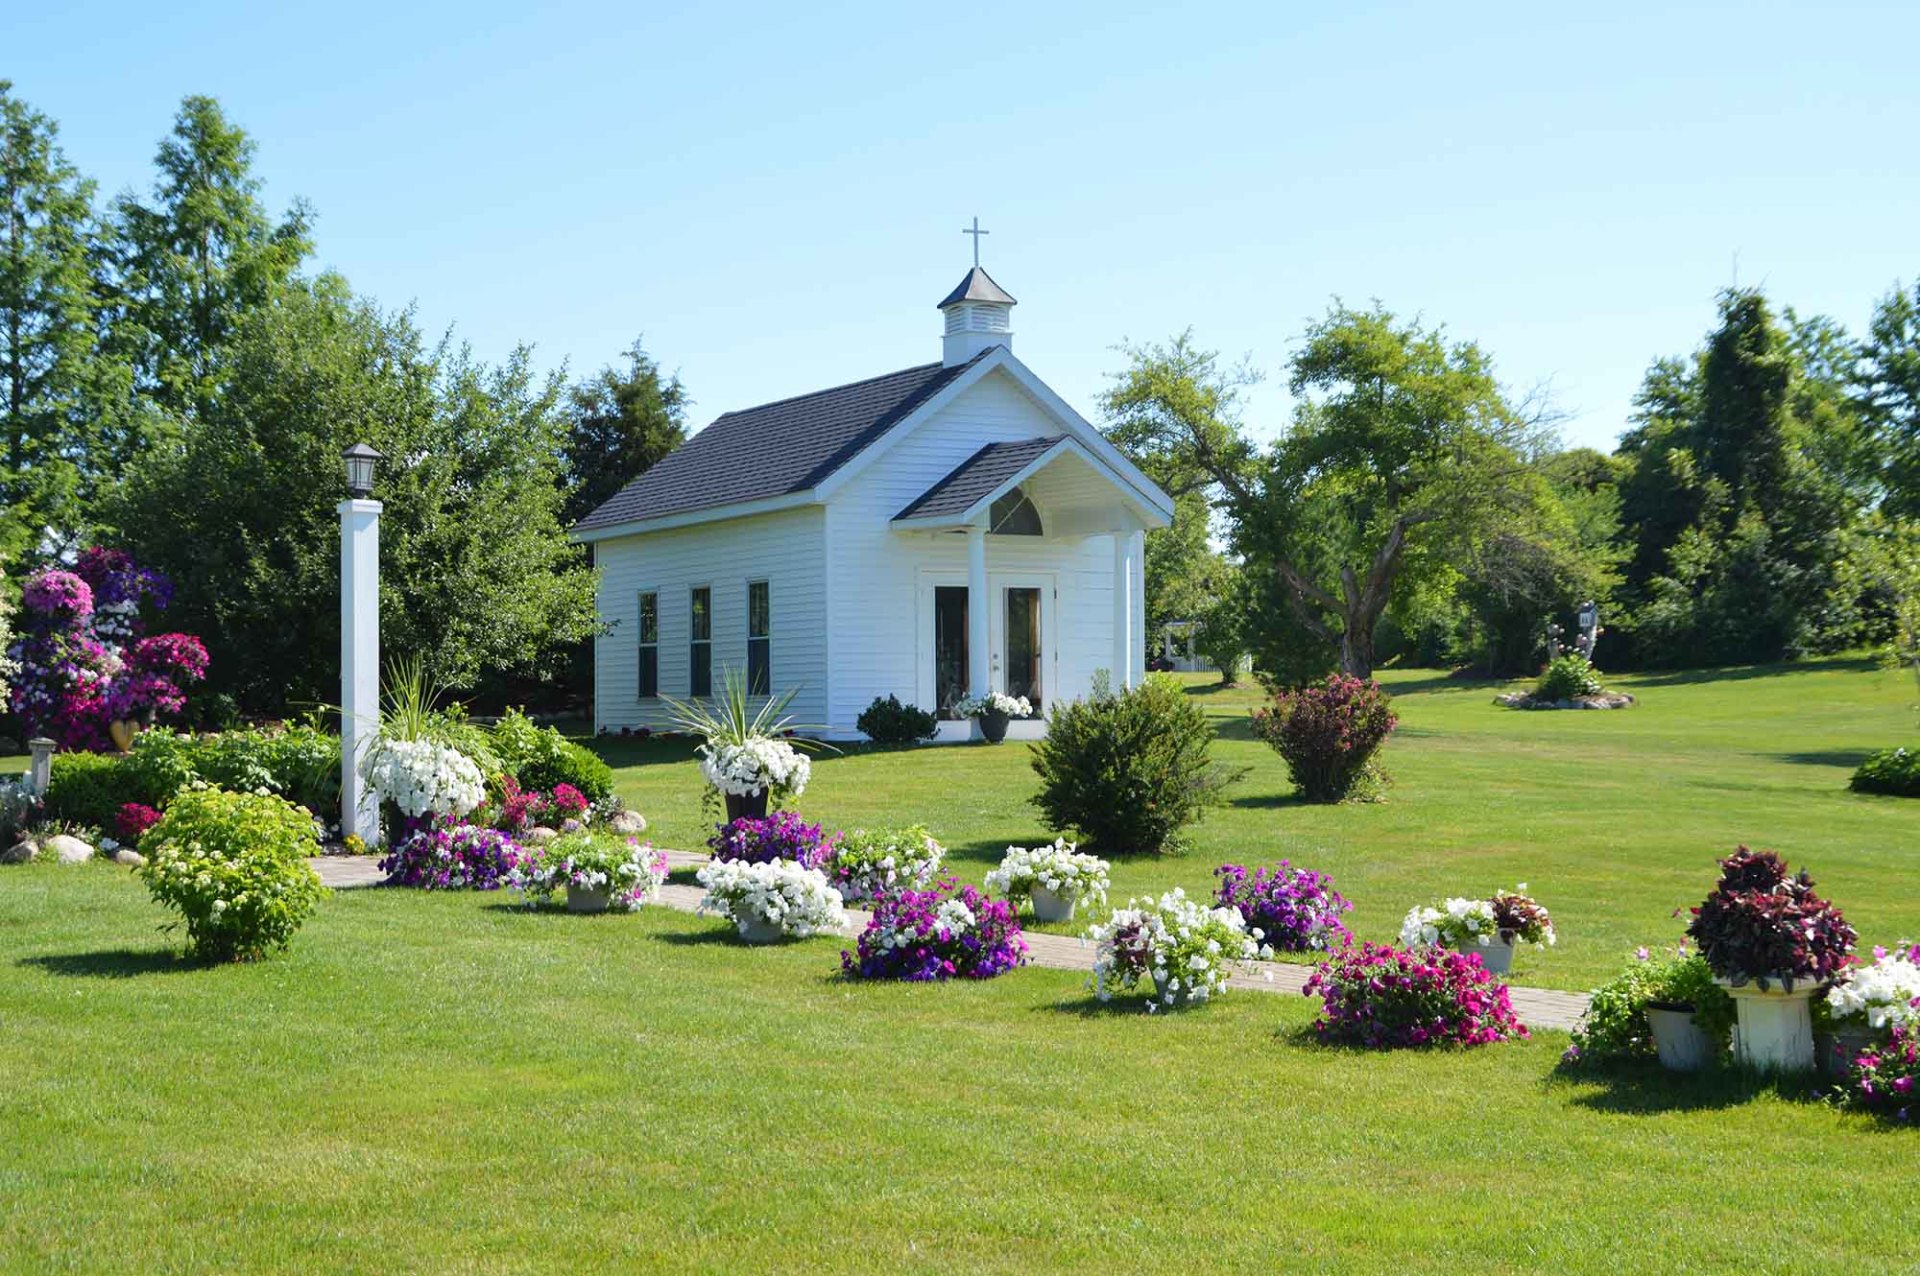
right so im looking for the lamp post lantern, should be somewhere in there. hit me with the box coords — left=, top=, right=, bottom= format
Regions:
left=339, top=443, right=384, bottom=847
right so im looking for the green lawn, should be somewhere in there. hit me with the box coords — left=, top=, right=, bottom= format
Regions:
left=599, top=658, right=1920, bottom=990
left=2, top=865, right=1917, bottom=1275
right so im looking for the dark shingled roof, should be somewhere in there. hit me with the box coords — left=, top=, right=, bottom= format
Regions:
left=937, top=267, right=1017, bottom=308
left=575, top=351, right=994, bottom=532
left=895, top=436, right=1063, bottom=522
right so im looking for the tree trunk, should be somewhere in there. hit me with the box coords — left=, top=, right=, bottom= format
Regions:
left=1339, top=611, right=1375, bottom=679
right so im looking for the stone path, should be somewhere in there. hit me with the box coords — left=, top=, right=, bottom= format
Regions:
left=310, top=851, right=1591, bottom=1031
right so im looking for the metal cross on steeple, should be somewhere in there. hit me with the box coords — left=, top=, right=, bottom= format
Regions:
left=962, top=216, right=989, bottom=268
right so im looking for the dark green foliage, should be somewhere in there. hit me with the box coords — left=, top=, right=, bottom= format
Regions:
left=120, top=726, right=341, bottom=814
left=1535, top=654, right=1603, bottom=701
left=1569, top=952, right=1734, bottom=1066
left=1028, top=674, right=1242, bottom=854
left=42, top=751, right=132, bottom=829
left=489, top=708, right=613, bottom=800
left=560, top=339, right=689, bottom=527
left=855, top=695, right=937, bottom=745
left=1850, top=746, right=1920, bottom=797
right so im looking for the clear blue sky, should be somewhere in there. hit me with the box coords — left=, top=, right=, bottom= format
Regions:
left=7, top=1, right=1916, bottom=450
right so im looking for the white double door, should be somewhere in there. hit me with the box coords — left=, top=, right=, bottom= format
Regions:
left=916, top=569, right=1055, bottom=718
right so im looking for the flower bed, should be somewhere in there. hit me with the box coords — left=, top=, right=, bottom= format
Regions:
left=510, top=834, right=668, bottom=911
left=984, top=838, right=1109, bottom=910
left=1303, top=942, right=1529, bottom=1048
left=841, top=880, right=1027, bottom=981
left=708, top=811, right=837, bottom=869
left=1212, top=861, right=1351, bottom=951
left=1087, top=888, right=1265, bottom=1009
left=380, top=822, right=531, bottom=890
left=1848, top=1026, right=1918, bottom=1122
left=696, top=857, right=844, bottom=938
left=829, top=825, right=944, bottom=904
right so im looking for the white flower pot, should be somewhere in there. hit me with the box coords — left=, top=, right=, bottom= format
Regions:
left=734, top=910, right=785, bottom=945
left=1646, top=1003, right=1715, bottom=1072
left=566, top=885, right=610, bottom=914
left=1719, top=978, right=1817, bottom=1073
left=1152, top=969, right=1192, bottom=1008
left=1451, top=934, right=1513, bottom=975
left=1029, top=886, right=1077, bottom=923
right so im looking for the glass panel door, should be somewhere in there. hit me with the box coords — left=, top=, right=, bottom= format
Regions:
left=934, top=586, right=969, bottom=719
left=1005, top=587, right=1041, bottom=711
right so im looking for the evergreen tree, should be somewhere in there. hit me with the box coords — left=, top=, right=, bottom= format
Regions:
left=1859, top=279, right=1920, bottom=517
left=560, top=339, right=688, bottom=527
left=0, top=82, right=100, bottom=557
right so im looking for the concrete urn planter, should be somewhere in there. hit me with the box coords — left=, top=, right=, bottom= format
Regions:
left=1719, top=977, right=1818, bottom=1073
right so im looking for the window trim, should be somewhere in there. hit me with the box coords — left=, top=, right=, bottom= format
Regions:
left=746, top=579, right=771, bottom=696
left=636, top=589, right=659, bottom=700
left=689, top=584, right=712, bottom=698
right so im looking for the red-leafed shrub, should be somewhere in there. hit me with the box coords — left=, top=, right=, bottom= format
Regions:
left=1250, top=674, right=1398, bottom=802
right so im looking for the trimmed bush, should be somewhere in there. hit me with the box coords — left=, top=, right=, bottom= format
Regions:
left=137, top=788, right=326, bottom=962
left=42, top=751, right=133, bottom=829
left=1303, top=942, right=1529, bottom=1049
left=1250, top=674, right=1397, bottom=803
left=1029, top=674, right=1242, bottom=855
left=854, top=694, right=938, bottom=745
left=1536, top=654, right=1604, bottom=701
left=490, top=708, right=613, bottom=801
left=1851, top=746, right=1920, bottom=797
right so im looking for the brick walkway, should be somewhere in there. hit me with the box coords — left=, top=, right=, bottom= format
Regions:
left=310, top=851, right=1590, bottom=1031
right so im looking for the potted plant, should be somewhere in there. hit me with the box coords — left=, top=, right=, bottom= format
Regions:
left=1212, top=861, right=1353, bottom=952
left=841, top=879, right=1028, bottom=980
left=1087, top=887, right=1268, bottom=1010
left=707, top=811, right=838, bottom=869
left=665, top=671, right=826, bottom=821
left=828, top=824, right=945, bottom=905
left=1686, top=847, right=1856, bottom=1073
left=952, top=691, right=1033, bottom=744
left=985, top=837, right=1110, bottom=922
left=1821, top=942, right=1920, bottom=1076
left=1567, top=946, right=1735, bottom=1072
left=695, top=857, right=845, bottom=943
left=1399, top=886, right=1553, bottom=976
left=507, top=833, right=668, bottom=914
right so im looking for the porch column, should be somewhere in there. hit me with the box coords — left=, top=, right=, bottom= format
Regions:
left=967, top=523, right=990, bottom=698
left=1112, top=529, right=1136, bottom=688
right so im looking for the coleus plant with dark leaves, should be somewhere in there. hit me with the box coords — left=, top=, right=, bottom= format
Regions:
left=1685, top=847, right=1855, bottom=991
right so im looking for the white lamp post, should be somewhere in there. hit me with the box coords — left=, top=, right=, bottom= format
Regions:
left=339, top=443, right=384, bottom=847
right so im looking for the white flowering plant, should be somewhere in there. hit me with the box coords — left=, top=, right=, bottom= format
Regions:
left=135, top=787, right=327, bottom=962
left=664, top=668, right=830, bottom=806
left=1826, top=943, right=1920, bottom=1032
left=1402, top=886, right=1555, bottom=950
left=362, top=737, right=487, bottom=819
left=696, top=857, right=846, bottom=938
left=697, top=737, right=811, bottom=801
left=509, top=833, right=668, bottom=912
left=1088, top=887, right=1268, bottom=1010
left=952, top=691, right=1033, bottom=720
left=985, top=837, right=1110, bottom=909
left=829, top=824, right=946, bottom=904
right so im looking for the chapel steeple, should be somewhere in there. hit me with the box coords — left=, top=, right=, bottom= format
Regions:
left=938, top=218, right=1015, bottom=366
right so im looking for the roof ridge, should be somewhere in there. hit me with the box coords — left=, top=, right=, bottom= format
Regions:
left=707, top=359, right=946, bottom=423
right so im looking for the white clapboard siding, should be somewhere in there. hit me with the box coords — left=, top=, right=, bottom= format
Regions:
left=823, top=370, right=1120, bottom=728
left=593, top=505, right=827, bottom=732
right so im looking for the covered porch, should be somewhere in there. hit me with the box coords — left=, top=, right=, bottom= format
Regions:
left=890, top=435, right=1168, bottom=742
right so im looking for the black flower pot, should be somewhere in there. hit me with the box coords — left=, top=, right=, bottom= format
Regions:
left=978, top=709, right=1010, bottom=744
left=725, top=789, right=770, bottom=823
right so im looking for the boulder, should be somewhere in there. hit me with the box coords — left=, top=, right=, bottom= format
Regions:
left=113, top=848, right=146, bottom=868
left=2, top=839, right=36, bottom=865
left=607, top=808, right=648, bottom=836
left=45, top=833, right=95, bottom=863
left=525, top=826, right=559, bottom=845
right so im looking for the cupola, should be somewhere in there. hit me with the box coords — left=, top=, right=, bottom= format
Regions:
left=938, top=266, right=1016, bottom=366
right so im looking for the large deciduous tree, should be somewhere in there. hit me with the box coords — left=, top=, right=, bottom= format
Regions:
left=103, top=276, right=598, bottom=714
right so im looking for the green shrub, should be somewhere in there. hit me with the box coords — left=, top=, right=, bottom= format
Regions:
left=124, top=726, right=342, bottom=814
left=1568, top=950, right=1735, bottom=1066
left=1850, top=746, right=1920, bottom=797
left=490, top=708, right=613, bottom=801
left=42, top=751, right=134, bottom=829
left=855, top=695, right=938, bottom=745
left=1535, top=654, right=1604, bottom=701
left=137, top=788, right=326, bottom=962
left=1029, top=674, right=1243, bottom=855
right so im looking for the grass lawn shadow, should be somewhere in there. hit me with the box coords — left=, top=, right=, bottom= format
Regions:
left=1628, top=656, right=1878, bottom=689
left=1553, top=1063, right=1803, bottom=1115
left=1230, top=790, right=1305, bottom=811
left=1765, top=749, right=1873, bottom=769
left=1040, top=993, right=1149, bottom=1018
left=20, top=948, right=189, bottom=978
